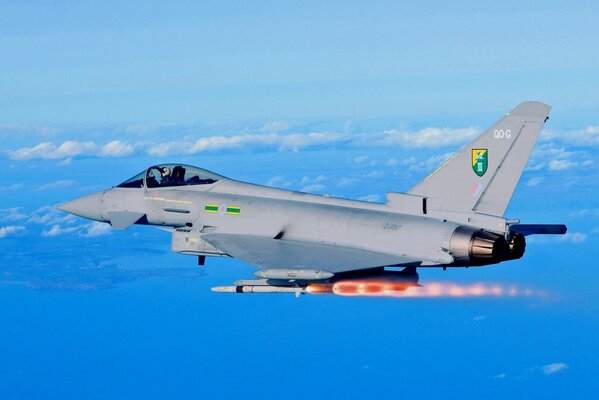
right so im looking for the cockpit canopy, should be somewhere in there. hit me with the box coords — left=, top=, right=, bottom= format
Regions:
left=117, top=164, right=223, bottom=189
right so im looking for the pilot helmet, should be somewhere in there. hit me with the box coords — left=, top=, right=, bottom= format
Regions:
left=161, top=167, right=171, bottom=177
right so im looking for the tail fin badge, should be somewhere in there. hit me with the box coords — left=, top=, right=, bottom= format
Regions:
left=472, top=149, right=488, bottom=177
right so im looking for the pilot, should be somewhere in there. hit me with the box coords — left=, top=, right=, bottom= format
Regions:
left=160, top=167, right=172, bottom=186
left=146, top=170, right=159, bottom=188
left=171, top=166, right=186, bottom=185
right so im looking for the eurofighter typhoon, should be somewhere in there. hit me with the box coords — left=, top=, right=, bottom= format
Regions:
left=58, top=102, right=566, bottom=296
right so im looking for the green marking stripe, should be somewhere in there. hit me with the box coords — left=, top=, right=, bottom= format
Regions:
left=203, top=204, right=241, bottom=215
left=226, top=206, right=241, bottom=215
left=204, top=204, right=219, bottom=213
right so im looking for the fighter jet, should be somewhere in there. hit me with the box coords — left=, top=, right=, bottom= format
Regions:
left=58, top=101, right=566, bottom=295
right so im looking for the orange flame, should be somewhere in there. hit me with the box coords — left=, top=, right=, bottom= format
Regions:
left=306, top=280, right=545, bottom=298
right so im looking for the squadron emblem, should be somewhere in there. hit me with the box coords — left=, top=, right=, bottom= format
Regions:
left=472, top=149, right=488, bottom=177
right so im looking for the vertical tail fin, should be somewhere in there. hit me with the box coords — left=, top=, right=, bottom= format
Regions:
left=408, top=101, right=551, bottom=216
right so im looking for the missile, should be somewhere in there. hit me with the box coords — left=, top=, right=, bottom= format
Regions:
left=211, top=285, right=306, bottom=295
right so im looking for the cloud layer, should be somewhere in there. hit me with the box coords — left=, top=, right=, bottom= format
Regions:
left=0, top=225, right=26, bottom=238
left=5, top=123, right=599, bottom=167
left=10, top=140, right=135, bottom=160
left=12, top=205, right=114, bottom=239
left=541, top=362, right=568, bottom=375
left=6, top=126, right=482, bottom=161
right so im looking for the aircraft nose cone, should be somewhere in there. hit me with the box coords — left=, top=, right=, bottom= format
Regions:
left=57, top=191, right=104, bottom=222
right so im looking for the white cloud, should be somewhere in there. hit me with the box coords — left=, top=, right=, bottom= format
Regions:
left=99, top=140, right=135, bottom=157
left=10, top=142, right=61, bottom=160
left=29, top=205, right=77, bottom=225
left=376, top=127, right=479, bottom=148
left=569, top=209, right=599, bottom=218
left=58, top=157, right=73, bottom=166
left=40, top=222, right=112, bottom=238
left=0, top=183, right=24, bottom=191
left=146, top=141, right=191, bottom=157
left=548, top=159, right=577, bottom=171
left=79, top=222, right=112, bottom=238
left=409, top=152, right=455, bottom=171
left=526, top=162, right=546, bottom=171
left=190, top=135, right=247, bottom=153
left=363, top=170, right=384, bottom=179
left=276, top=133, right=343, bottom=152
left=358, top=194, right=381, bottom=202
left=0, top=208, right=28, bottom=222
left=9, top=140, right=135, bottom=160
left=386, top=158, right=399, bottom=167
left=35, top=180, right=76, bottom=191
left=508, top=231, right=589, bottom=246
left=542, top=362, right=568, bottom=375
left=528, top=144, right=592, bottom=172
left=41, top=224, right=77, bottom=237
left=41, top=225, right=61, bottom=237
left=400, top=156, right=418, bottom=165
left=300, top=184, right=326, bottom=193
left=493, top=373, right=507, bottom=379
left=0, top=225, right=25, bottom=238
left=199, top=133, right=337, bottom=154
left=266, top=175, right=289, bottom=187
left=558, top=232, right=587, bottom=244
left=473, top=315, right=487, bottom=321
left=262, top=120, right=289, bottom=132
left=353, top=155, right=369, bottom=164
left=337, top=177, right=358, bottom=187
left=59, top=141, right=96, bottom=157
left=526, top=177, right=545, bottom=187
left=542, top=125, right=599, bottom=146
left=147, top=132, right=343, bottom=156
left=299, top=175, right=327, bottom=186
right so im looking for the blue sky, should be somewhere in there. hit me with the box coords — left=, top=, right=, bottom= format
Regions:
left=1, top=1, right=598, bottom=398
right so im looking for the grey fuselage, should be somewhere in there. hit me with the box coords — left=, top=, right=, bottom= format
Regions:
left=88, top=175, right=513, bottom=270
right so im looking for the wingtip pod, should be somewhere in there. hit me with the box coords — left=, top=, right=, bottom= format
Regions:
left=507, top=101, right=551, bottom=118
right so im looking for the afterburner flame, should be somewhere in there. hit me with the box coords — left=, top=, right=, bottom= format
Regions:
left=306, top=280, right=545, bottom=298
left=305, top=284, right=334, bottom=294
